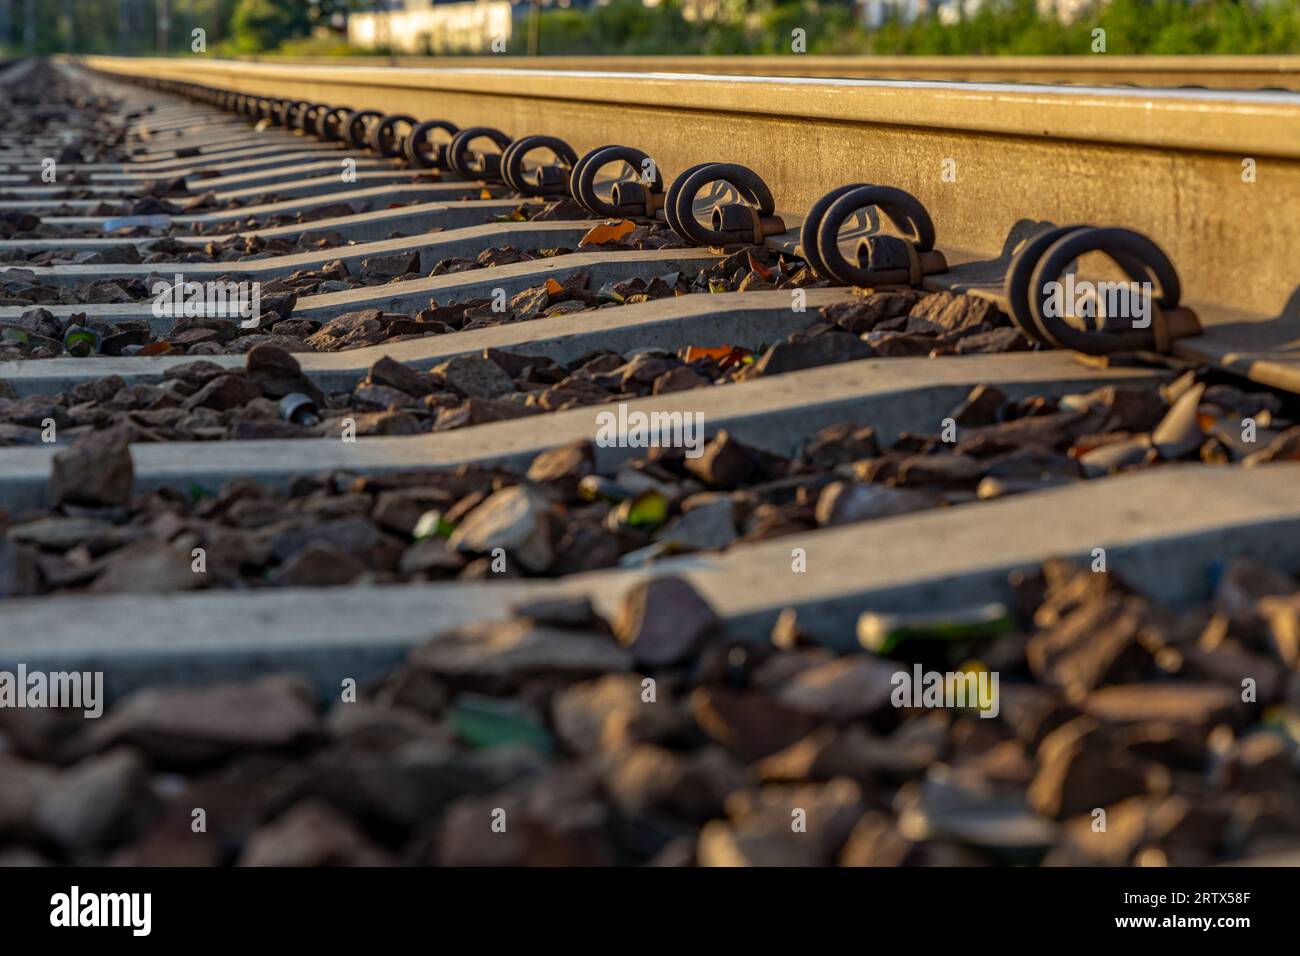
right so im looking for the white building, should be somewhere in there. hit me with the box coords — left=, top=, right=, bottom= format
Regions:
left=1036, top=0, right=1096, bottom=24
left=855, top=0, right=931, bottom=29
left=347, top=0, right=513, bottom=53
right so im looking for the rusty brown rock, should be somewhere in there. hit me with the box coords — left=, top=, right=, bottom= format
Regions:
left=1026, top=594, right=1152, bottom=702
left=814, top=481, right=932, bottom=526
left=613, top=576, right=721, bottom=667
left=86, top=676, right=321, bottom=766
left=367, top=355, right=433, bottom=396
left=239, top=800, right=392, bottom=866
left=271, top=541, right=368, bottom=587
left=0, top=754, right=56, bottom=840
left=774, top=655, right=898, bottom=722
left=684, top=430, right=756, bottom=489
left=803, top=422, right=880, bottom=468
left=698, top=778, right=865, bottom=866
left=909, top=291, right=1001, bottom=332
left=50, top=428, right=134, bottom=507
left=182, top=373, right=262, bottom=411
left=551, top=673, right=686, bottom=755
left=690, top=686, right=818, bottom=763
left=949, top=384, right=1007, bottom=427
left=603, top=743, right=747, bottom=821
left=91, top=540, right=206, bottom=594
left=526, top=440, right=595, bottom=494
left=35, top=749, right=158, bottom=853
left=434, top=354, right=515, bottom=399
left=1081, top=682, right=1244, bottom=728
left=1027, top=718, right=1162, bottom=819
left=410, top=618, right=631, bottom=688
left=822, top=292, right=921, bottom=334
left=653, top=365, right=711, bottom=395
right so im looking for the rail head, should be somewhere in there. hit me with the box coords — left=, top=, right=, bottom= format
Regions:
left=78, top=56, right=1300, bottom=160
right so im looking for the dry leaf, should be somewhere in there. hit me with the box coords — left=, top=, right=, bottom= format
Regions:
left=578, top=219, right=635, bottom=247
left=683, top=345, right=735, bottom=363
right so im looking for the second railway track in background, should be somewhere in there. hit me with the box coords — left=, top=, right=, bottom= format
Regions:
left=1, top=54, right=1299, bottom=867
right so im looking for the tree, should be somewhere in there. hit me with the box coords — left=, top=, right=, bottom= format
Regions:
left=229, top=0, right=310, bottom=51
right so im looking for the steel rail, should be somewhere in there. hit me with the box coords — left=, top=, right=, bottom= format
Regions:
left=226, top=53, right=1300, bottom=91
left=76, top=56, right=1300, bottom=332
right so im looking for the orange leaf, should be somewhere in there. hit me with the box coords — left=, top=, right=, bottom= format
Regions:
left=578, top=219, right=635, bottom=247
left=684, top=345, right=735, bottom=363
left=746, top=252, right=773, bottom=280
left=544, top=278, right=563, bottom=296
left=479, top=188, right=494, bottom=200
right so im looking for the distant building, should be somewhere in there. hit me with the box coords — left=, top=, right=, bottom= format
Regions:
left=347, top=0, right=513, bottom=52
left=936, top=0, right=988, bottom=24
left=856, top=0, right=1101, bottom=28
left=679, top=0, right=723, bottom=21
left=854, top=0, right=930, bottom=29
left=1036, top=0, right=1095, bottom=23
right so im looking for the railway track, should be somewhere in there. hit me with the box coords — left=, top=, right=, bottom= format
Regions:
left=231, top=53, right=1300, bottom=91
left=0, top=55, right=1298, bottom=869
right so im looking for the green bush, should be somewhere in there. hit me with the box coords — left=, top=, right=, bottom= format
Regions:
left=273, top=34, right=367, bottom=58
left=229, top=0, right=311, bottom=54
left=537, top=0, right=717, bottom=55
left=13, top=0, right=1300, bottom=56
left=530, top=0, right=1300, bottom=57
